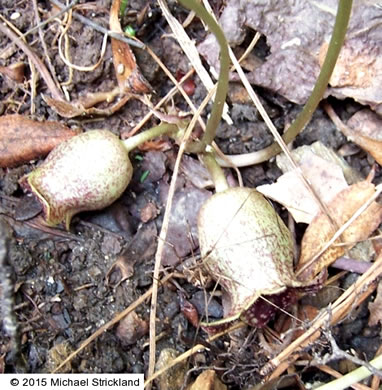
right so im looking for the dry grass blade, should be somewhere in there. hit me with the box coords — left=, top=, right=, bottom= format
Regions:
left=31, top=0, right=60, bottom=90
left=51, top=273, right=173, bottom=373
left=263, top=252, right=382, bottom=379
left=157, top=0, right=232, bottom=125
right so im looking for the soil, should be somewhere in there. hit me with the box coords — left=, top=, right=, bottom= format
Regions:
left=0, top=0, right=381, bottom=389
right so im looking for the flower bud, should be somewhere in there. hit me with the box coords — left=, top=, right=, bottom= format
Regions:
left=197, top=187, right=308, bottom=331
left=20, top=130, right=133, bottom=230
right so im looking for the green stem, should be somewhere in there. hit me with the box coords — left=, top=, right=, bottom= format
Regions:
left=120, top=0, right=128, bottom=17
left=122, top=123, right=179, bottom=152
left=250, top=0, right=353, bottom=162
left=201, top=152, right=229, bottom=192
left=179, top=0, right=230, bottom=154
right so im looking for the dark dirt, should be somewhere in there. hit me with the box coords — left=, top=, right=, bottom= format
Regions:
left=0, top=0, right=381, bottom=389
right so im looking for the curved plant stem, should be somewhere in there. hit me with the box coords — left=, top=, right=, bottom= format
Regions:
left=179, top=0, right=229, bottom=154
left=122, top=122, right=179, bottom=152
left=219, top=0, right=352, bottom=167
left=201, top=152, right=229, bottom=192
left=270, top=0, right=352, bottom=152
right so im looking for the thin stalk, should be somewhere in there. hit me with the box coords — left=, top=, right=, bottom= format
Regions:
left=201, top=152, right=229, bottom=192
left=122, top=123, right=179, bottom=152
left=179, top=0, right=229, bottom=153
left=237, top=0, right=352, bottom=164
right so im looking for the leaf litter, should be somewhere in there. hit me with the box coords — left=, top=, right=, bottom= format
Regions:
left=0, top=0, right=382, bottom=388
left=198, top=0, right=382, bottom=111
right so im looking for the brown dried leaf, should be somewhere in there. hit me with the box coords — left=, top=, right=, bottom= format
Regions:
left=0, top=61, right=25, bottom=83
left=115, top=311, right=148, bottom=345
left=0, top=115, right=77, bottom=167
left=368, top=280, right=382, bottom=326
left=110, top=0, right=151, bottom=94
left=189, top=370, right=227, bottom=390
left=297, top=181, right=382, bottom=281
left=345, top=109, right=382, bottom=165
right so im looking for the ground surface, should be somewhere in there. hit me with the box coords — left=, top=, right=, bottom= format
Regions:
left=0, top=1, right=381, bottom=389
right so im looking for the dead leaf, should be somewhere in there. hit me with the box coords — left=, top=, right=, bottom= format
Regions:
left=106, top=221, right=157, bottom=286
left=257, top=151, right=348, bottom=224
left=137, top=139, right=172, bottom=152
left=276, top=141, right=362, bottom=185
left=0, top=115, right=77, bottom=167
left=110, top=0, right=151, bottom=94
left=0, top=61, right=25, bottom=83
left=115, top=311, right=148, bottom=345
left=160, top=183, right=211, bottom=266
left=189, top=370, right=227, bottom=390
left=368, top=280, right=382, bottom=326
left=180, top=154, right=213, bottom=189
left=297, top=181, right=382, bottom=281
left=199, top=0, right=382, bottom=112
left=345, top=109, right=382, bottom=165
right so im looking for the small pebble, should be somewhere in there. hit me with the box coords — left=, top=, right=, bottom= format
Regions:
left=10, top=12, right=20, bottom=20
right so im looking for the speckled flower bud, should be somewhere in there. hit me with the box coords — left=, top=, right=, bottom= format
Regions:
left=20, top=130, right=133, bottom=230
left=197, top=187, right=308, bottom=331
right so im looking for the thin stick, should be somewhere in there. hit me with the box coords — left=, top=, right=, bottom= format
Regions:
left=21, top=0, right=79, bottom=39
left=31, top=0, right=61, bottom=90
left=146, top=75, right=216, bottom=388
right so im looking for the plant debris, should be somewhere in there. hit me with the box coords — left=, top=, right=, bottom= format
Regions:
left=0, top=115, right=77, bottom=167
left=198, top=0, right=382, bottom=111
